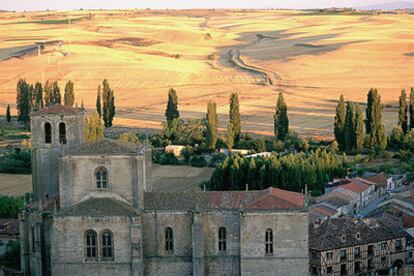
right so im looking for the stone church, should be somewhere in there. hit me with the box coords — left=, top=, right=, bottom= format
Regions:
left=20, top=104, right=309, bottom=276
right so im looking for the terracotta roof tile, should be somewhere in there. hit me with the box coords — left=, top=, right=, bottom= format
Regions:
left=337, top=182, right=371, bottom=193
left=364, top=172, right=389, bottom=186
left=64, top=138, right=144, bottom=156
left=31, top=104, right=83, bottom=116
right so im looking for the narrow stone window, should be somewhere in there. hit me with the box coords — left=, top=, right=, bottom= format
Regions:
left=95, top=167, right=108, bottom=189
left=101, top=230, right=113, bottom=260
left=59, top=122, right=66, bottom=144
left=44, top=122, right=52, bottom=144
left=165, top=227, right=174, bottom=254
left=218, top=227, right=226, bottom=252
left=85, top=230, right=97, bottom=260
left=265, top=228, right=273, bottom=255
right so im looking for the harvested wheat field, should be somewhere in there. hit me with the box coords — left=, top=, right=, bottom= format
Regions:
left=0, top=9, right=414, bottom=138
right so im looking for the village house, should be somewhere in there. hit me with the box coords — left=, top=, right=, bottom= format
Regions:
left=309, top=216, right=410, bottom=276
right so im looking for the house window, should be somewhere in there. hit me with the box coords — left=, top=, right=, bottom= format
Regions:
left=355, top=232, right=360, bottom=240
left=354, top=261, right=361, bottom=273
left=354, top=247, right=361, bottom=258
left=340, top=249, right=347, bottom=262
left=265, top=228, right=273, bottom=255
left=341, top=235, right=346, bottom=242
left=380, top=241, right=387, bottom=251
left=395, top=239, right=402, bottom=251
left=165, top=227, right=174, bottom=254
left=44, top=122, right=52, bottom=144
left=101, top=230, right=113, bottom=260
left=85, top=230, right=97, bottom=260
left=95, top=167, right=108, bottom=189
left=218, top=227, right=226, bottom=252
left=327, top=266, right=333, bottom=274
left=368, top=244, right=375, bottom=256
left=340, top=264, right=347, bottom=275
left=59, top=122, right=66, bottom=144
left=326, top=251, right=333, bottom=260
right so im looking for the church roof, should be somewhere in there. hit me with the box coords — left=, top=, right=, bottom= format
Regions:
left=58, top=197, right=138, bottom=217
left=64, top=138, right=143, bottom=156
left=144, top=187, right=305, bottom=211
left=31, top=104, right=83, bottom=116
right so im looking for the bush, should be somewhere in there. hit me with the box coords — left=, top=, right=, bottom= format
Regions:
left=0, top=240, right=20, bottom=270
left=181, top=146, right=193, bottom=162
left=159, top=152, right=180, bottom=165
left=210, top=153, right=226, bottom=167
left=0, top=149, right=31, bottom=174
left=190, top=155, right=208, bottom=167
left=0, top=196, right=24, bottom=219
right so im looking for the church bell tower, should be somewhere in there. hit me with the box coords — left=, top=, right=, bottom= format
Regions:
left=30, top=104, right=84, bottom=200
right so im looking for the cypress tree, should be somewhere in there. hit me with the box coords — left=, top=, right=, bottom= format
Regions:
left=334, top=95, right=346, bottom=149
left=398, top=89, right=408, bottom=134
left=16, top=79, right=31, bottom=123
left=344, top=102, right=355, bottom=153
left=274, top=93, right=289, bottom=140
left=96, top=85, right=102, bottom=118
left=410, top=87, right=414, bottom=131
left=206, top=100, right=218, bottom=151
left=64, top=80, right=75, bottom=107
left=247, top=158, right=257, bottom=189
left=44, top=80, right=52, bottom=106
left=6, top=105, right=11, bottom=122
left=229, top=92, right=241, bottom=142
left=32, top=82, right=43, bottom=111
left=102, top=79, right=116, bottom=127
left=366, top=88, right=386, bottom=150
left=51, top=81, right=61, bottom=105
left=226, top=121, right=235, bottom=151
left=354, top=104, right=365, bottom=153
left=165, top=88, right=179, bottom=126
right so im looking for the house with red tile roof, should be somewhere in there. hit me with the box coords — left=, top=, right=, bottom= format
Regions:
left=335, top=178, right=376, bottom=210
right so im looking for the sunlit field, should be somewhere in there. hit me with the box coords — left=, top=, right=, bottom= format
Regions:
left=1, top=9, right=413, bottom=138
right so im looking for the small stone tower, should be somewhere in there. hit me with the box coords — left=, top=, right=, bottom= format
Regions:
left=31, top=104, right=84, bottom=200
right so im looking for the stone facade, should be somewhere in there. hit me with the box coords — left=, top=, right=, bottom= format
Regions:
left=20, top=105, right=309, bottom=276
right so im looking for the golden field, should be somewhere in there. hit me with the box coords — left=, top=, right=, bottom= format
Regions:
left=0, top=9, right=413, bottom=138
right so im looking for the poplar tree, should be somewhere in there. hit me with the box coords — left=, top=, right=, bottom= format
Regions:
left=410, top=87, right=414, bottom=131
left=96, top=85, right=102, bottom=118
left=344, top=102, right=355, bottom=153
left=44, top=80, right=52, bottom=106
left=229, top=92, right=241, bottom=142
left=16, top=79, right=31, bottom=123
left=84, top=112, right=104, bottom=143
left=6, top=105, right=11, bottom=122
left=165, top=88, right=179, bottom=126
left=354, top=104, right=365, bottom=153
left=32, top=82, right=43, bottom=111
left=274, top=93, right=289, bottom=140
left=226, top=121, right=235, bottom=151
left=365, top=88, right=386, bottom=150
left=102, top=79, right=116, bottom=127
left=206, top=101, right=218, bottom=151
left=64, top=80, right=75, bottom=107
left=334, top=95, right=346, bottom=149
left=398, top=89, right=408, bottom=134
left=51, top=81, right=61, bottom=105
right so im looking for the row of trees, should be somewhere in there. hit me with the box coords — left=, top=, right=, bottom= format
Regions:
left=206, top=149, right=346, bottom=195
left=15, top=79, right=75, bottom=123
left=334, top=88, right=387, bottom=153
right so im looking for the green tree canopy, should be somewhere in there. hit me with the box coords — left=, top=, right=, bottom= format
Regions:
left=274, top=92, right=289, bottom=140
left=165, top=87, right=179, bottom=126
left=334, top=94, right=346, bottom=149
left=206, top=100, right=218, bottom=151
left=398, top=89, right=408, bottom=134
left=229, top=92, right=241, bottom=142
left=64, top=80, right=75, bottom=107
left=102, top=79, right=116, bottom=127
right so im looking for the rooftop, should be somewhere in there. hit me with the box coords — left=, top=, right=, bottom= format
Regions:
left=309, top=216, right=407, bottom=251
left=337, top=179, right=373, bottom=193
left=0, top=219, right=19, bottom=237
left=64, top=138, right=144, bottom=156
left=144, top=187, right=305, bottom=211
left=31, top=104, right=83, bottom=116
left=58, top=197, right=138, bottom=216
left=364, top=172, right=389, bottom=186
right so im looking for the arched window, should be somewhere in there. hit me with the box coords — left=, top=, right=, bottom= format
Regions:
left=218, top=227, right=226, bottom=252
left=165, top=227, right=174, bottom=254
left=265, top=228, right=273, bottom=255
left=101, top=230, right=114, bottom=260
left=44, top=122, right=52, bottom=144
left=85, top=230, right=97, bottom=260
left=59, top=122, right=66, bottom=144
left=95, top=167, right=108, bottom=189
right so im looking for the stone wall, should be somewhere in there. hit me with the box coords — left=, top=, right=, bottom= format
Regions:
left=52, top=215, right=140, bottom=276
left=240, top=211, right=309, bottom=276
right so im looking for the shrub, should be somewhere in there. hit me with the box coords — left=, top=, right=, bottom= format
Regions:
left=0, top=149, right=31, bottom=174
left=190, top=155, right=208, bottom=167
left=159, top=152, right=180, bottom=165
